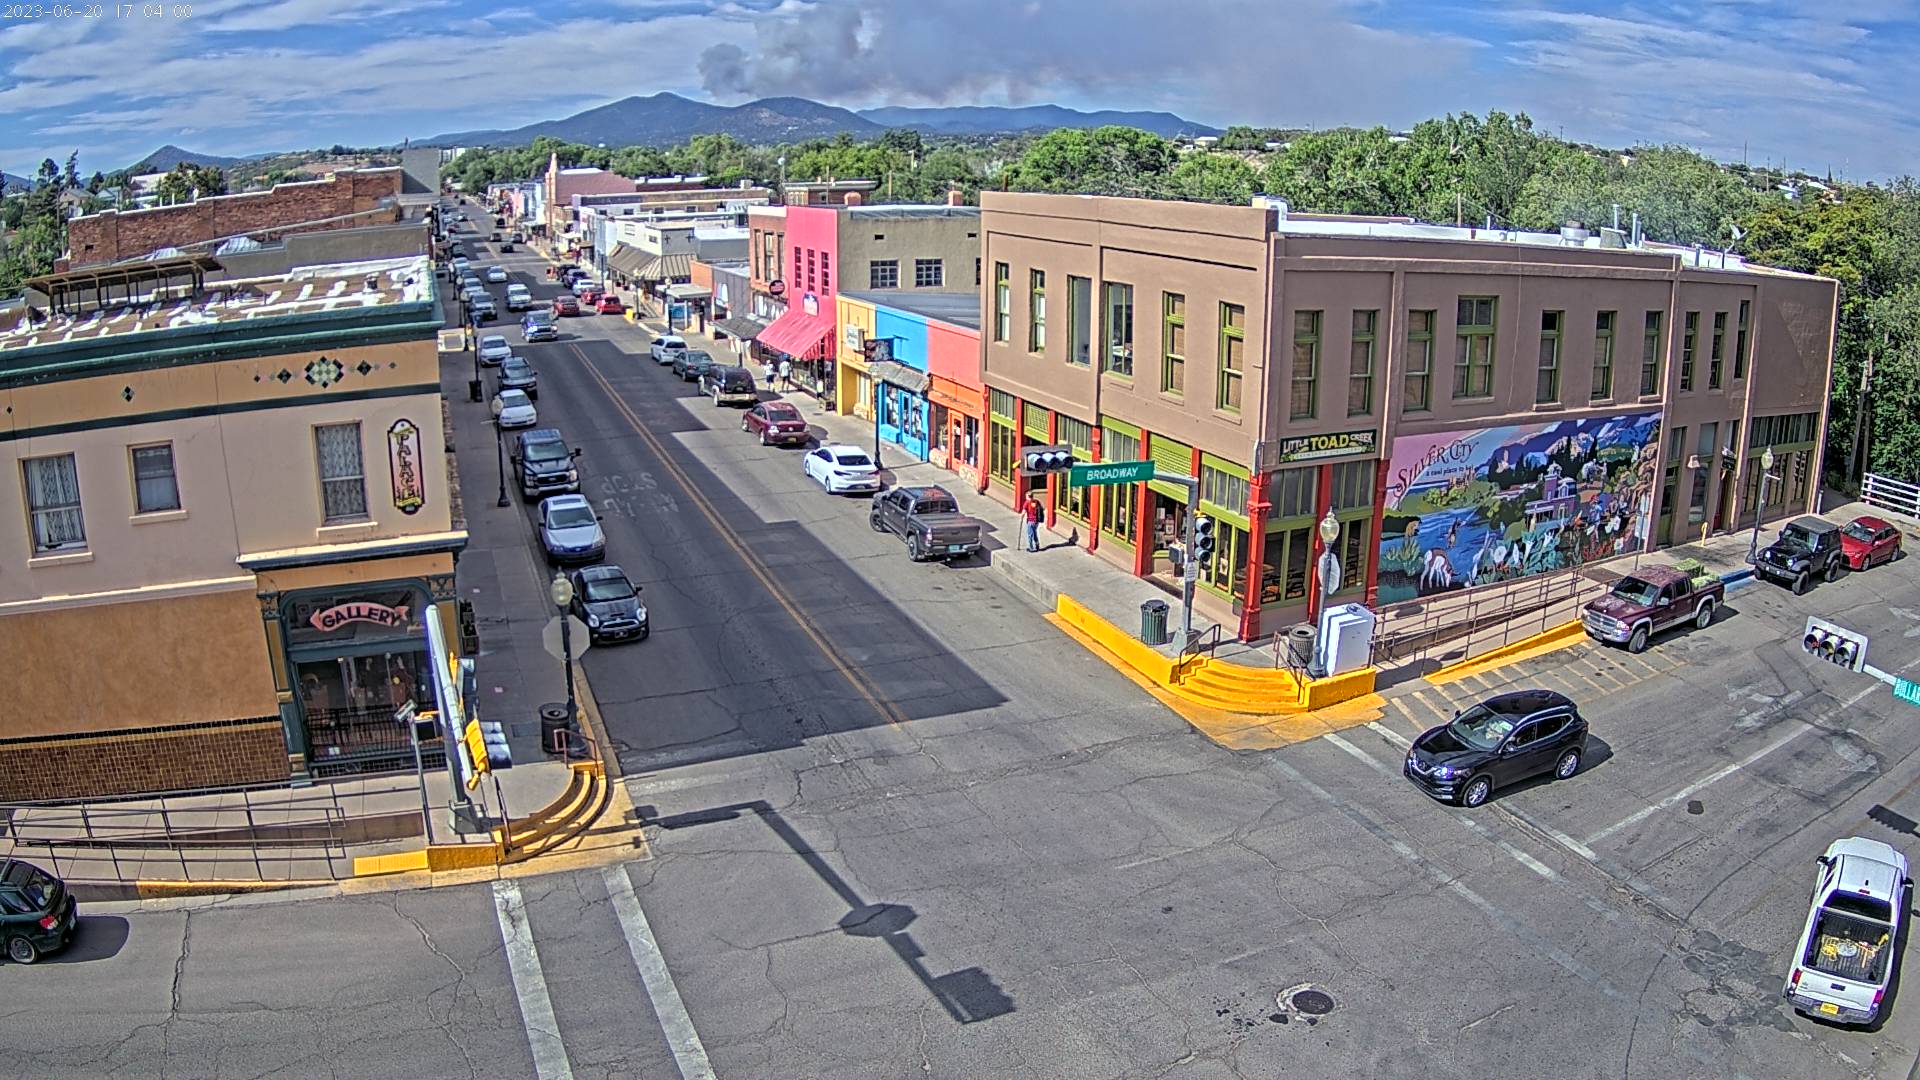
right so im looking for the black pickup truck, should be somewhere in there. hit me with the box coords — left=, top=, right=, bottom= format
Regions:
left=511, top=428, right=582, bottom=501
left=869, top=485, right=985, bottom=562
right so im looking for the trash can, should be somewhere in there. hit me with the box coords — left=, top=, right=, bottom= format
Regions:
left=1140, top=600, right=1170, bottom=646
left=539, top=703, right=572, bottom=755
left=468, top=377, right=483, bottom=402
left=1286, top=624, right=1318, bottom=672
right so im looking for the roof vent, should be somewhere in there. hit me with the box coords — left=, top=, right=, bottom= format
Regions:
left=1560, top=222, right=1591, bottom=243
left=1598, top=227, right=1627, bottom=249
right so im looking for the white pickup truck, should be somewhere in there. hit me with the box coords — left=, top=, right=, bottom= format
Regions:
left=1784, top=837, right=1912, bottom=1025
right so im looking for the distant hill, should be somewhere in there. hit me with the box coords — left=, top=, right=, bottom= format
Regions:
left=856, top=104, right=1220, bottom=139
left=129, top=145, right=251, bottom=173
left=422, top=92, right=885, bottom=148
left=0, top=172, right=28, bottom=194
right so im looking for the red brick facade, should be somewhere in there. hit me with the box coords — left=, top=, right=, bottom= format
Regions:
left=0, top=718, right=288, bottom=801
left=67, top=168, right=405, bottom=267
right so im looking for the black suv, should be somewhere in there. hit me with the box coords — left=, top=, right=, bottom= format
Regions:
left=1404, top=689, right=1588, bottom=808
left=672, top=349, right=716, bottom=382
left=512, top=428, right=581, bottom=501
left=1757, top=516, right=1846, bottom=594
left=0, top=859, right=75, bottom=963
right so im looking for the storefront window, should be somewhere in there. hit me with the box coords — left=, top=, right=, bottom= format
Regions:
left=989, top=419, right=1016, bottom=485
left=1199, top=520, right=1249, bottom=603
left=1101, top=425, right=1141, bottom=546
left=963, top=417, right=980, bottom=468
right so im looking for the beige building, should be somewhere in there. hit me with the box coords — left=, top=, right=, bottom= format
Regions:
left=980, top=193, right=1839, bottom=639
left=0, top=251, right=460, bottom=799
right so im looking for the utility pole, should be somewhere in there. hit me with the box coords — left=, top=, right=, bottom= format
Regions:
left=1848, top=336, right=1879, bottom=483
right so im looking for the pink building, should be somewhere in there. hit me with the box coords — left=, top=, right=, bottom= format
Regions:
left=755, top=204, right=841, bottom=397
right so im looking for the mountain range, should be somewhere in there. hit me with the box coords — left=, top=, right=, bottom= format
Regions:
left=421, top=93, right=1218, bottom=148
left=131, top=145, right=252, bottom=173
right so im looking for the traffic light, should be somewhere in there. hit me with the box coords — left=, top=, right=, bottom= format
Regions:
left=1802, top=616, right=1869, bottom=672
left=1192, top=515, right=1216, bottom=564
left=1021, top=444, right=1075, bottom=476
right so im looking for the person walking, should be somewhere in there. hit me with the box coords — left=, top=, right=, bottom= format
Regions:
left=778, top=358, right=793, bottom=392
left=1021, top=494, right=1043, bottom=552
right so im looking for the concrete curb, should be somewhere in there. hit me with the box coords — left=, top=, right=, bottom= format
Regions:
left=989, top=552, right=1062, bottom=611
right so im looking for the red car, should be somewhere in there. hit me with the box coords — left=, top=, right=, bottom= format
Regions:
left=741, top=401, right=810, bottom=446
left=595, top=295, right=624, bottom=314
left=578, top=286, right=603, bottom=306
left=551, top=295, right=580, bottom=317
left=1841, top=515, right=1903, bottom=570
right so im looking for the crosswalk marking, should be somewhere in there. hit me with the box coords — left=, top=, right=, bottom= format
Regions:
left=604, top=867, right=718, bottom=1080
left=492, top=880, right=574, bottom=1080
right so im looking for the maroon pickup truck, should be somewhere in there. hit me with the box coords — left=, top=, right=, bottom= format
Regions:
left=1580, top=563, right=1724, bottom=654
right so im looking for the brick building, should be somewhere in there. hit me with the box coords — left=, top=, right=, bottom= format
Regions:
left=65, top=168, right=406, bottom=267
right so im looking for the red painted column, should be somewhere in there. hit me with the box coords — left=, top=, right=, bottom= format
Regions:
left=1133, top=431, right=1154, bottom=578
left=977, top=387, right=991, bottom=496
left=1365, top=457, right=1389, bottom=607
left=1087, top=428, right=1103, bottom=555
left=1241, top=471, right=1271, bottom=640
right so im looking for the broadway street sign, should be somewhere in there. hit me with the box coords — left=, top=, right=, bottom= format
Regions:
left=1068, top=460, right=1155, bottom=486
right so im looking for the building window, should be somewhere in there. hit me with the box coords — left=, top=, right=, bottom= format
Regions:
left=23, top=453, right=85, bottom=553
left=1679, top=311, right=1698, bottom=391
left=993, top=263, right=1010, bottom=342
left=975, top=257, right=982, bottom=288
left=1055, top=415, right=1094, bottom=522
left=1709, top=311, right=1727, bottom=389
left=314, top=422, right=368, bottom=523
left=1404, top=309, right=1434, bottom=412
left=1348, top=309, right=1376, bottom=416
left=1291, top=309, right=1321, bottom=420
left=1641, top=311, right=1663, bottom=395
left=1067, top=276, right=1092, bottom=366
left=1453, top=296, right=1496, bottom=398
left=1028, top=270, right=1047, bottom=353
left=869, top=259, right=899, bottom=290
left=1592, top=311, right=1615, bottom=400
left=914, top=258, right=943, bottom=288
left=1735, top=299, right=1751, bottom=380
left=1101, top=425, right=1140, bottom=546
left=1161, top=292, right=1186, bottom=395
left=131, top=443, right=181, bottom=514
left=1217, top=302, right=1246, bottom=412
left=1104, top=282, right=1134, bottom=377
left=1536, top=310, right=1562, bottom=404
left=821, top=253, right=831, bottom=294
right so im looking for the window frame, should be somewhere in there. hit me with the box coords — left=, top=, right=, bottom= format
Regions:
left=1067, top=275, right=1093, bottom=367
left=1640, top=310, right=1664, bottom=396
left=868, top=259, right=899, bottom=290
left=1709, top=310, right=1727, bottom=389
left=1536, top=310, right=1563, bottom=404
left=22, top=452, right=86, bottom=554
left=1218, top=301, right=1246, bottom=413
left=1453, top=296, right=1497, bottom=399
left=130, top=441, right=182, bottom=515
left=1028, top=269, right=1047, bottom=354
left=1679, top=311, right=1698, bottom=391
left=1734, top=299, right=1751, bottom=380
left=992, top=262, right=1011, bottom=342
left=1291, top=309, right=1321, bottom=420
left=1348, top=309, right=1376, bottom=417
left=1404, top=309, right=1434, bottom=412
left=913, top=258, right=943, bottom=288
left=1161, top=292, right=1186, bottom=396
left=1592, top=311, right=1615, bottom=401
left=1103, top=281, right=1134, bottom=378
left=313, top=421, right=370, bottom=525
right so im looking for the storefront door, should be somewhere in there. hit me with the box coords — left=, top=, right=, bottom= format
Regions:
left=282, top=582, right=441, bottom=777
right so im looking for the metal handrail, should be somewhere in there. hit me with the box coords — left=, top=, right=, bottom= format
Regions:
left=552, top=726, right=601, bottom=766
left=1178, top=623, right=1224, bottom=666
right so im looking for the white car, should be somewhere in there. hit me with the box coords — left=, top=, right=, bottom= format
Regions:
left=1785, top=836, right=1912, bottom=1025
left=478, top=334, right=512, bottom=366
left=486, top=266, right=509, bottom=283
left=649, top=335, right=687, bottom=365
left=804, top=444, right=881, bottom=495
left=493, top=389, right=537, bottom=429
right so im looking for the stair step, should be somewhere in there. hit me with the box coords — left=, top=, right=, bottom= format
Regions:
left=509, top=772, right=609, bottom=861
left=506, top=770, right=595, bottom=848
left=1180, top=663, right=1299, bottom=690
left=1171, top=683, right=1301, bottom=714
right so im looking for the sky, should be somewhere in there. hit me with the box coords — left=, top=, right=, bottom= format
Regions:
left=1, top=0, right=1916, bottom=179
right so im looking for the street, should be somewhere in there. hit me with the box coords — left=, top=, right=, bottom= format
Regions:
left=13, top=225, right=1920, bottom=1080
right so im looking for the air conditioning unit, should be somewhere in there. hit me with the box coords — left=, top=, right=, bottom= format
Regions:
left=844, top=325, right=865, bottom=351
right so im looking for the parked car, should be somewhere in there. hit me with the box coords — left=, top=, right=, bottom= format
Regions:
left=0, top=859, right=76, bottom=964
left=595, top=294, right=624, bottom=315
left=1784, top=837, right=1912, bottom=1026
left=1581, top=563, right=1723, bottom=654
left=870, top=485, right=984, bottom=562
left=471, top=296, right=498, bottom=321
left=551, top=295, right=581, bottom=317
left=569, top=565, right=649, bottom=643
left=489, top=231, right=502, bottom=242
left=804, top=444, right=881, bottom=495
left=505, top=284, right=533, bottom=311
left=672, top=349, right=716, bottom=382
left=478, top=334, right=513, bottom=366
left=492, top=388, right=537, bottom=429
left=499, top=355, right=538, bottom=399
left=500, top=240, right=515, bottom=252
left=521, top=312, right=558, bottom=342
left=742, top=401, right=810, bottom=446
left=1757, top=516, right=1846, bottom=594
left=1402, top=689, right=1588, bottom=808
left=459, top=274, right=483, bottom=293
left=650, top=335, right=687, bottom=365
left=485, top=266, right=508, bottom=283
left=512, top=428, right=581, bottom=500
left=702, top=365, right=757, bottom=406
left=538, top=494, right=605, bottom=564
left=450, top=256, right=470, bottom=276
left=1841, top=515, right=1903, bottom=571
left=573, top=280, right=599, bottom=300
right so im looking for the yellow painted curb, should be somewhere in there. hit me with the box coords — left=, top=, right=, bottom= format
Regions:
left=1425, top=620, right=1587, bottom=686
left=426, top=841, right=505, bottom=872
left=135, top=880, right=334, bottom=899
left=352, top=850, right=429, bottom=877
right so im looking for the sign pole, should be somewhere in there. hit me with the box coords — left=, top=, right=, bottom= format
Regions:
left=1147, top=470, right=1201, bottom=650
left=397, top=701, right=435, bottom=845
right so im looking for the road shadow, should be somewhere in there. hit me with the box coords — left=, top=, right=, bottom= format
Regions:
left=45, top=915, right=130, bottom=964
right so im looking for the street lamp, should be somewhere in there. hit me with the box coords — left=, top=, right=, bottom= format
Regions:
left=1312, top=509, right=1342, bottom=630
left=549, top=572, right=578, bottom=737
left=490, top=394, right=510, bottom=508
left=1747, top=446, right=1777, bottom=564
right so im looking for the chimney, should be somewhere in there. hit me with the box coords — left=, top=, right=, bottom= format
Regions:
left=843, top=191, right=863, bottom=206
left=946, top=189, right=965, bottom=207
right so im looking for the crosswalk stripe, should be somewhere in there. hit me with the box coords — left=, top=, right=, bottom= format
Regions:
left=492, top=880, right=575, bottom=1080
left=604, top=867, right=718, bottom=1080
left=1365, top=721, right=1411, bottom=749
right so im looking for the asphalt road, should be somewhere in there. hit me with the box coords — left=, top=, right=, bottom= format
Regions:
left=15, top=215, right=1920, bottom=1079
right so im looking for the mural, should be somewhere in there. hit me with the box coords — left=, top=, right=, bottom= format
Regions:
left=1377, top=411, right=1663, bottom=603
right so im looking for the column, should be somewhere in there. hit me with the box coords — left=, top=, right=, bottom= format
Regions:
left=1087, top=428, right=1103, bottom=555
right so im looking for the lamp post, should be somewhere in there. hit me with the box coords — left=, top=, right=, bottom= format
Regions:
left=1311, top=509, right=1342, bottom=630
left=549, top=573, right=578, bottom=734
left=490, top=395, right=510, bottom=508
left=1747, top=446, right=1777, bottom=564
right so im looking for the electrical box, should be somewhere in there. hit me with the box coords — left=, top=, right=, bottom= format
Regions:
left=1316, top=603, right=1377, bottom=677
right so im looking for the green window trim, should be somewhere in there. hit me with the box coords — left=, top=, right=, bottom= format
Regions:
left=988, top=388, right=1017, bottom=423
left=1028, top=269, right=1048, bottom=354
left=1348, top=309, right=1376, bottom=417
left=1102, top=416, right=1141, bottom=441
left=1198, top=453, right=1251, bottom=529
left=1404, top=309, right=1434, bottom=413
left=1161, top=292, right=1186, bottom=396
left=992, top=262, right=1011, bottom=343
left=1536, top=310, right=1562, bottom=404
left=1023, top=403, right=1052, bottom=440
left=1679, top=311, right=1698, bottom=392
left=1147, top=435, right=1193, bottom=500
left=1453, top=295, right=1497, bottom=399
left=1217, top=302, right=1246, bottom=413
left=1104, top=282, right=1135, bottom=378
left=1640, top=310, right=1664, bottom=396
left=1734, top=299, right=1751, bottom=380
left=1291, top=309, right=1321, bottom=420
left=1709, top=311, right=1727, bottom=389
left=1099, top=422, right=1142, bottom=547
left=1592, top=311, right=1615, bottom=400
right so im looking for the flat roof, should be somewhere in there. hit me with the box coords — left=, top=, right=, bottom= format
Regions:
left=845, top=205, right=980, bottom=221
left=841, top=289, right=981, bottom=331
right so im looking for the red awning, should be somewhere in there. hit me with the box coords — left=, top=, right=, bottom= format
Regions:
left=757, top=308, right=834, bottom=360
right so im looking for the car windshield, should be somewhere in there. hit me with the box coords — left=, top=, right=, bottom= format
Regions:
left=525, top=440, right=568, bottom=463
left=548, top=506, right=596, bottom=529
left=504, top=361, right=531, bottom=376
left=481, top=336, right=507, bottom=349
left=1805, top=902, right=1895, bottom=983
left=685, top=351, right=712, bottom=364
left=498, top=391, right=529, bottom=408
left=1779, top=524, right=1818, bottom=550
left=1, top=861, right=55, bottom=909
left=583, top=577, right=635, bottom=602
left=1446, top=705, right=1517, bottom=752
left=834, top=452, right=873, bottom=468
left=1608, top=577, right=1661, bottom=605
left=1843, top=522, right=1878, bottom=543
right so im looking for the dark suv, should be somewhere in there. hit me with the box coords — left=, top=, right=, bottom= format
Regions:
left=1757, top=516, right=1846, bottom=595
left=1, top=860, right=75, bottom=963
left=1404, top=689, right=1588, bottom=808
left=512, top=428, right=581, bottom=501
left=672, top=349, right=716, bottom=382
left=702, top=365, right=757, bottom=406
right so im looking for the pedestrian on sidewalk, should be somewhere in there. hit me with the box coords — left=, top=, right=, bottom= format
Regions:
left=762, top=356, right=777, bottom=387
left=778, top=358, right=793, bottom=392
left=1021, top=495, right=1043, bottom=552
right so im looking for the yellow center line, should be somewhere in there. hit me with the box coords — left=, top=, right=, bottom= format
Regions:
left=575, top=349, right=908, bottom=732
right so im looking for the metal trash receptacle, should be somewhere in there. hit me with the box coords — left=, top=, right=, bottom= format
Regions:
left=539, top=703, right=571, bottom=755
left=1141, top=600, right=1170, bottom=645
left=1286, top=624, right=1318, bottom=672
left=468, top=378, right=483, bottom=402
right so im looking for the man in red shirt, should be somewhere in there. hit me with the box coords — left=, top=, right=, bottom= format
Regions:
left=1021, top=495, right=1042, bottom=552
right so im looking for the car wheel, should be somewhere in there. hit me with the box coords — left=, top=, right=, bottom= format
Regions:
left=7, top=936, right=40, bottom=964
left=908, top=536, right=925, bottom=561
left=1459, top=776, right=1492, bottom=808
left=1627, top=625, right=1649, bottom=654
left=1793, top=571, right=1811, bottom=595
left=1694, top=601, right=1714, bottom=630
left=1825, top=558, right=1843, bottom=583
left=1554, top=748, right=1582, bottom=780
left=869, top=513, right=885, bottom=533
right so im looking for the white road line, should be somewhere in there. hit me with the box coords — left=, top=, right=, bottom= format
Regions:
left=1514, top=815, right=1600, bottom=863
left=492, top=880, right=575, bottom=1080
left=603, top=866, right=718, bottom=1080
left=1365, top=720, right=1411, bottom=749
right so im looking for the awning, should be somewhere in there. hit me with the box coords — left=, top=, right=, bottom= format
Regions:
left=605, top=244, right=649, bottom=278
left=758, top=308, right=834, bottom=360
left=638, top=252, right=693, bottom=283
left=927, top=381, right=980, bottom=414
left=869, top=360, right=930, bottom=395
left=713, top=316, right=768, bottom=341
left=666, top=283, right=711, bottom=301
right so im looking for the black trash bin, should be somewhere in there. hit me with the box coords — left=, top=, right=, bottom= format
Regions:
left=539, top=703, right=572, bottom=755
left=468, top=377, right=483, bottom=402
left=1140, top=600, right=1170, bottom=646
left=1286, top=624, right=1318, bottom=672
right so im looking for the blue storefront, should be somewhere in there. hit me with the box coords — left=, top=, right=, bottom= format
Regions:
left=870, top=303, right=931, bottom=460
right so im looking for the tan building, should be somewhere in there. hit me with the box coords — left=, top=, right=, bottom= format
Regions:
left=980, top=193, right=1839, bottom=639
left=0, top=252, right=460, bottom=799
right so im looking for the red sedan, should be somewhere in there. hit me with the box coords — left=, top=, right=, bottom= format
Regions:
left=1841, top=515, right=1903, bottom=570
left=578, top=286, right=603, bottom=307
left=595, top=295, right=624, bottom=315
left=742, top=401, right=810, bottom=447
left=551, top=295, right=580, bottom=317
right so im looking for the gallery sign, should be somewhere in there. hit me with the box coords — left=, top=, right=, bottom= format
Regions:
left=1273, top=429, right=1377, bottom=464
left=388, top=419, right=426, bottom=516
left=310, top=601, right=412, bottom=633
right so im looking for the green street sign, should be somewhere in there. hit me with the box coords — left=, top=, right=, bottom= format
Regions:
left=1896, top=677, right=1920, bottom=709
left=1068, top=460, right=1154, bottom=486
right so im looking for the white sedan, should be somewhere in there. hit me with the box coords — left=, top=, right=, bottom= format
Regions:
left=803, top=444, right=881, bottom=494
left=478, top=334, right=512, bottom=366
left=1785, top=836, right=1912, bottom=1025
left=492, top=389, right=537, bottom=429
left=485, top=266, right=509, bottom=283
left=649, top=335, right=687, bottom=365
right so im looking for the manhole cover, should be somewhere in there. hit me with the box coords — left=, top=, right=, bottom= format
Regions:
left=1290, top=989, right=1335, bottom=1016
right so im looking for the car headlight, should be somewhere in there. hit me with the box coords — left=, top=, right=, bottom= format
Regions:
left=1435, top=765, right=1455, bottom=780
left=586, top=614, right=601, bottom=628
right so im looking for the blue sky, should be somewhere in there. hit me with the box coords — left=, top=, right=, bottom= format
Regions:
left=2, top=0, right=1916, bottom=178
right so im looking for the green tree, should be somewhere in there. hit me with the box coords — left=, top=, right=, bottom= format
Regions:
left=1169, top=152, right=1258, bottom=205
left=154, top=166, right=194, bottom=205
left=1006, top=126, right=1174, bottom=197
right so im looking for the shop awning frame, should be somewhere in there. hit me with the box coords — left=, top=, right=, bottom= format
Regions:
left=713, top=316, right=768, bottom=341
left=666, top=283, right=711, bottom=301
left=605, top=244, right=649, bottom=278
left=757, top=308, right=834, bottom=360
left=638, top=252, right=693, bottom=283
left=869, top=360, right=930, bottom=395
